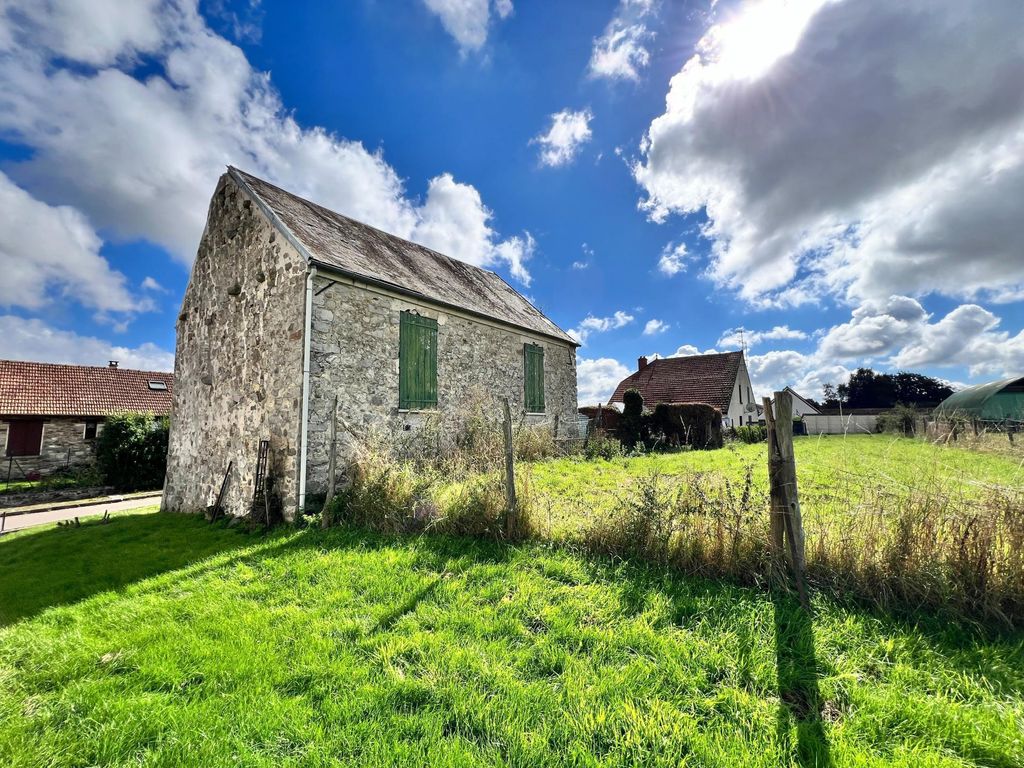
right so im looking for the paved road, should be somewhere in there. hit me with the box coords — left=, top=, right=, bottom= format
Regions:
left=0, top=496, right=162, bottom=533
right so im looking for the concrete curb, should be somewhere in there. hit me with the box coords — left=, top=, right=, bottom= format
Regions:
left=0, top=492, right=162, bottom=518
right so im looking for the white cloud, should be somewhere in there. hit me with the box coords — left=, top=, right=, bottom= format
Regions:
left=0, top=0, right=532, bottom=282
left=532, top=109, right=593, bottom=167
left=577, top=357, right=631, bottom=405
left=141, top=276, right=168, bottom=293
left=643, top=319, right=669, bottom=335
left=717, top=325, right=807, bottom=349
left=747, top=349, right=849, bottom=401
left=570, top=310, right=635, bottom=345
left=422, top=0, right=512, bottom=54
left=0, top=172, right=146, bottom=314
left=413, top=173, right=534, bottom=283
left=4, top=0, right=165, bottom=66
left=657, top=241, right=689, bottom=276
left=0, top=315, right=174, bottom=371
left=589, top=0, right=658, bottom=82
left=574, top=243, right=594, bottom=269
left=670, top=344, right=718, bottom=358
left=634, top=0, right=1024, bottom=307
left=745, top=295, right=1024, bottom=398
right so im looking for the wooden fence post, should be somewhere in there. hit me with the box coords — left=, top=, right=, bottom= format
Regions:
left=501, top=396, right=517, bottom=538
left=763, top=391, right=808, bottom=607
left=320, top=395, right=338, bottom=529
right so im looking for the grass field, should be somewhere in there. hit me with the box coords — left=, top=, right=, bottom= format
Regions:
left=2, top=505, right=1024, bottom=767
left=529, top=434, right=1024, bottom=536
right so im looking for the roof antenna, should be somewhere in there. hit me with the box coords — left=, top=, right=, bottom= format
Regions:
left=738, top=328, right=746, bottom=357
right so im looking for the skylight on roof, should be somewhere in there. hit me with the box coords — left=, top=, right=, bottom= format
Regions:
left=148, top=380, right=168, bottom=391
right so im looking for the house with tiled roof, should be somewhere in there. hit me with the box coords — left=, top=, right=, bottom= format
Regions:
left=0, top=359, right=173, bottom=476
left=163, top=168, right=578, bottom=519
left=608, top=351, right=758, bottom=428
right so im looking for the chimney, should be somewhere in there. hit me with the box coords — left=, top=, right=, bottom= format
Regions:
left=108, top=360, right=118, bottom=369
left=638, top=356, right=648, bottom=371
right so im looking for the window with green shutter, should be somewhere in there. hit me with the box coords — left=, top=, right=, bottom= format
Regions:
left=524, top=343, right=545, bottom=413
left=399, top=311, right=438, bottom=410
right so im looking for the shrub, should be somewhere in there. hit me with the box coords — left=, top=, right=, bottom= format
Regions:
left=649, top=403, right=724, bottom=449
left=619, top=389, right=646, bottom=448
left=876, top=403, right=918, bottom=436
left=95, top=413, right=169, bottom=491
left=734, top=424, right=766, bottom=444
left=584, top=431, right=624, bottom=461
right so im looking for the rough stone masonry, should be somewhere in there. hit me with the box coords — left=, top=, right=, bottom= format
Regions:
left=163, top=169, right=578, bottom=520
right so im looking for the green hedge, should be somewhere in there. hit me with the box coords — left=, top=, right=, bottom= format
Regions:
left=96, top=413, right=170, bottom=491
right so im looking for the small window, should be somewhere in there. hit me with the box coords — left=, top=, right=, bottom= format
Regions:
left=148, top=380, right=168, bottom=390
left=6, top=420, right=43, bottom=457
left=399, top=311, right=438, bottom=410
left=84, top=420, right=98, bottom=441
left=524, top=344, right=545, bottom=413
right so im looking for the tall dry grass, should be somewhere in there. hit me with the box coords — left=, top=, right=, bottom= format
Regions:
left=323, top=388, right=547, bottom=540
left=579, top=466, right=1024, bottom=626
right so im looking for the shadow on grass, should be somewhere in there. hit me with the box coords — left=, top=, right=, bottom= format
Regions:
left=0, top=511, right=254, bottom=626
left=773, top=591, right=833, bottom=767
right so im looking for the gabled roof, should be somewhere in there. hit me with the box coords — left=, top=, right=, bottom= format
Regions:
left=0, top=360, right=174, bottom=417
left=228, top=168, right=576, bottom=345
left=608, top=351, right=743, bottom=412
left=773, top=386, right=821, bottom=414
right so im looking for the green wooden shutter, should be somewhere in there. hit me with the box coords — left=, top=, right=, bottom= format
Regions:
left=524, top=344, right=545, bottom=413
left=399, top=312, right=438, bottom=409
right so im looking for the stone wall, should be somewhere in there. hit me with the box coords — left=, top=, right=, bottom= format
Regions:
left=304, top=276, right=578, bottom=496
left=1, top=417, right=102, bottom=477
left=163, top=173, right=308, bottom=519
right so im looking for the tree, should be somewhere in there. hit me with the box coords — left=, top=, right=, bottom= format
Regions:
left=821, top=384, right=842, bottom=409
left=821, top=368, right=953, bottom=410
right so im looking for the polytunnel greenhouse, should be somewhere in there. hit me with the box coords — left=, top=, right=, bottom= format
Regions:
left=933, top=376, right=1024, bottom=422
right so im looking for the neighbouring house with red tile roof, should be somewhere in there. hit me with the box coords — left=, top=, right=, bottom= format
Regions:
left=0, top=359, right=173, bottom=478
left=607, top=351, right=759, bottom=427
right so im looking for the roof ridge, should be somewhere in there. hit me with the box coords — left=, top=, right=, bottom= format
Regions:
left=0, top=359, right=174, bottom=376
left=226, top=166, right=577, bottom=346
left=230, top=166, right=493, bottom=281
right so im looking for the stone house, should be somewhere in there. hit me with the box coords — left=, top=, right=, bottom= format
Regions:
left=608, top=351, right=758, bottom=427
left=0, top=360, right=173, bottom=478
left=163, top=168, right=578, bottom=520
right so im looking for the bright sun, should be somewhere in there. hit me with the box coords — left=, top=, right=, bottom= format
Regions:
left=701, top=0, right=829, bottom=82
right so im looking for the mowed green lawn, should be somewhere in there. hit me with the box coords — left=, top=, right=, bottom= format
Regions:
left=2, top=505, right=1023, bottom=767
left=529, top=434, right=1024, bottom=535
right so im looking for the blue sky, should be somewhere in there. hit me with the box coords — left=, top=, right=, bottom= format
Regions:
left=2, top=0, right=1024, bottom=404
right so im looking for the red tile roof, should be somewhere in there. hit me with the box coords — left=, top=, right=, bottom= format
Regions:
left=0, top=360, right=174, bottom=417
left=608, top=351, right=743, bottom=413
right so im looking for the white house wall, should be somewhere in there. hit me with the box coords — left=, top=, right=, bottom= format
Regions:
left=725, top=358, right=758, bottom=427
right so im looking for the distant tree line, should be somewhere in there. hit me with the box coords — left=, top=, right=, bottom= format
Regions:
left=820, top=368, right=953, bottom=410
